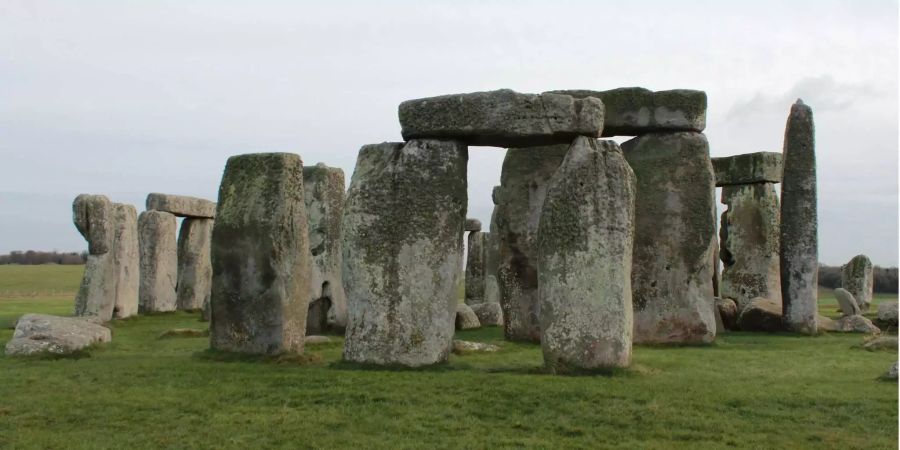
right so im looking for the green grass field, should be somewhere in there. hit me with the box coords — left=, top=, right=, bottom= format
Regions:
left=0, top=265, right=896, bottom=449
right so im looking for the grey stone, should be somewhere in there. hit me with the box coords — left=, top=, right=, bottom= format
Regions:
left=841, top=255, right=874, bottom=311
left=737, top=297, right=784, bottom=332
left=5, top=314, right=111, bottom=356
left=716, top=297, right=738, bottom=331
left=399, top=89, right=604, bottom=147
left=538, top=138, right=635, bottom=371
left=819, top=314, right=880, bottom=334
left=719, top=183, right=782, bottom=311
left=146, top=193, right=216, bottom=218
left=73, top=194, right=114, bottom=255
left=834, top=288, right=861, bottom=316
left=471, top=302, right=503, bottom=327
left=303, top=163, right=348, bottom=332
left=877, top=301, right=898, bottom=327
left=497, top=144, right=569, bottom=342
left=465, top=231, right=486, bottom=304
left=548, top=87, right=706, bottom=136
left=491, top=186, right=502, bottom=205
left=176, top=218, right=213, bottom=311
left=209, top=153, right=311, bottom=355
left=863, top=336, right=898, bottom=352
left=456, top=303, right=481, bottom=330
left=779, top=100, right=818, bottom=334
left=138, top=210, right=178, bottom=313
left=111, top=203, right=139, bottom=319
left=883, top=362, right=898, bottom=381
left=72, top=195, right=116, bottom=320
left=622, top=132, right=717, bottom=344
left=712, top=152, right=783, bottom=186
left=483, top=274, right=500, bottom=306
left=342, top=140, right=466, bottom=366
left=304, top=335, right=333, bottom=345
left=451, top=340, right=500, bottom=354
left=465, top=218, right=482, bottom=232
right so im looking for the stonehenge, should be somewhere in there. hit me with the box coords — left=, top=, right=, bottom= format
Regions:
left=841, top=255, right=873, bottom=311
left=209, top=153, right=311, bottom=355
left=176, top=218, right=213, bottom=311
left=138, top=210, right=178, bottom=313
left=111, top=203, right=140, bottom=319
left=73, top=195, right=116, bottom=320
left=464, top=228, right=486, bottom=305
left=146, top=193, right=216, bottom=218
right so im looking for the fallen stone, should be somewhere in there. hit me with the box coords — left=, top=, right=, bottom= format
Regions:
left=471, top=302, right=503, bottom=327
left=716, top=297, right=738, bottom=331
left=737, top=297, right=784, bottom=332
left=719, top=183, right=782, bottom=311
left=111, top=203, right=139, bottom=319
left=712, top=152, right=783, bottom=186
left=538, top=137, right=635, bottom=371
left=882, top=361, right=898, bottom=381
left=841, top=255, right=874, bottom=311
left=451, top=340, right=500, bottom=354
left=146, top=193, right=216, bottom=218
left=209, top=153, right=311, bottom=355
left=304, top=163, right=349, bottom=333
left=138, top=210, right=178, bottom=313
left=465, top=231, right=486, bottom=304
left=830, top=315, right=880, bottom=334
left=465, top=218, right=482, bottom=232
left=548, top=87, right=706, bottom=136
left=863, top=336, right=898, bottom=352
left=304, top=335, right=333, bottom=345
left=5, top=314, right=111, bottom=356
left=779, top=99, right=818, bottom=334
left=399, top=89, right=604, bottom=147
left=622, top=132, right=717, bottom=344
left=73, top=194, right=114, bottom=255
left=176, top=218, right=213, bottom=311
left=876, top=301, right=898, bottom=328
left=342, top=140, right=466, bottom=366
left=456, top=303, right=482, bottom=330
left=497, top=144, right=569, bottom=342
left=834, top=288, right=861, bottom=316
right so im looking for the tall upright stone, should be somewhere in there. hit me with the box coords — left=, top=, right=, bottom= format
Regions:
left=342, top=140, right=467, bottom=366
left=73, top=194, right=116, bottom=320
left=303, top=163, right=348, bottom=333
left=779, top=100, right=818, bottom=334
left=111, top=203, right=139, bottom=319
left=719, top=183, right=782, bottom=311
left=138, top=210, right=177, bottom=313
left=176, top=218, right=213, bottom=311
left=622, top=132, right=717, bottom=344
left=483, top=187, right=502, bottom=305
left=538, top=138, right=635, bottom=371
left=841, top=254, right=873, bottom=311
left=465, top=231, right=486, bottom=305
left=496, top=145, right=569, bottom=342
left=210, top=153, right=311, bottom=355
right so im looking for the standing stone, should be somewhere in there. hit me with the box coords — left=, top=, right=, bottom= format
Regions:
left=496, top=145, right=569, bottom=342
left=111, top=203, right=139, bottom=319
left=471, top=302, right=504, bottom=327
left=342, top=140, right=467, bottom=366
left=303, top=163, right=348, bottom=332
left=538, top=137, right=635, bottom=371
left=483, top=189, right=501, bottom=305
left=483, top=275, right=500, bottom=306
left=209, top=153, right=311, bottom=355
left=72, top=195, right=116, bottom=321
left=719, top=183, right=782, bottom=311
left=176, top=218, right=213, bottom=311
left=841, top=255, right=874, bottom=311
left=465, top=231, right=486, bottom=305
left=456, top=303, right=481, bottom=330
left=834, top=288, right=861, bottom=316
left=622, top=132, right=717, bottom=344
left=779, top=100, right=818, bottom=334
left=138, top=211, right=178, bottom=313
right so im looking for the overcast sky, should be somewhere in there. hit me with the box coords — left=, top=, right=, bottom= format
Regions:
left=1, top=0, right=897, bottom=266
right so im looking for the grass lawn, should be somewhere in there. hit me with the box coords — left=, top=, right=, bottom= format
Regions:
left=0, top=265, right=896, bottom=449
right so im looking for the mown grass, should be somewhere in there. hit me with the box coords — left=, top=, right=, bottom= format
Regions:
left=0, top=265, right=896, bottom=449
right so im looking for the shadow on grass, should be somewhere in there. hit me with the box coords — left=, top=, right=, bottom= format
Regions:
left=193, top=348, right=323, bottom=366
left=158, top=328, right=209, bottom=339
left=9, top=346, right=99, bottom=361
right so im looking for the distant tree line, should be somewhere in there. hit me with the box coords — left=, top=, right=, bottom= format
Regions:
left=818, top=265, right=898, bottom=294
left=0, top=250, right=87, bottom=265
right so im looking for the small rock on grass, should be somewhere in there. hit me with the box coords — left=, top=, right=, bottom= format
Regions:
left=862, top=336, right=898, bottom=352
left=305, top=335, right=333, bottom=345
left=452, top=340, right=500, bottom=355
left=881, top=361, right=898, bottom=381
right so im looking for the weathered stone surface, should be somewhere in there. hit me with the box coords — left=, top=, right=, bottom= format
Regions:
left=834, top=288, right=861, bottom=316
left=841, top=255, right=874, bottom=311
left=712, top=152, right=783, bottom=186
left=465, top=218, right=482, bottom=232
left=452, top=340, right=500, bottom=354
left=176, top=218, right=213, bottom=311
left=622, top=132, right=717, bottom=344
left=719, top=183, right=781, bottom=311
left=548, top=88, right=706, bottom=136
left=456, top=303, right=481, bottom=330
left=465, top=231, right=486, bottom=305
left=819, top=314, right=880, bottom=334
left=5, top=314, right=111, bottom=356
left=483, top=275, right=500, bottom=306
left=342, top=140, right=467, bottom=366
left=304, top=335, right=333, bottom=345
left=73, top=195, right=116, bottom=321
left=737, top=297, right=784, bottom=332
left=877, top=301, right=898, bottom=327
left=399, top=89, right=604, bottom=147
left=111, top=203, right=139, bottom=319
left=210, top=153, right=311, bottom=355
left=716, top=297, right=738, bottom=331
left=779, top=100, right=818, bottom=334
left=497, top=144, right=569, bottom=342
left=492, top=186, right=502, bottom=205
left=138, top=210, right=178, bottom=313
left=146, top=193, right=216, bottom=218
left=538, top=137, right=635, bottom=371
left=303, top=163, right=348, bottom=332
left=471, top=302, right=503, bottom=327
left=73, top=194, right=114, bottom=255
left=863, top=336, right=897, bottom=352
left=883, top=361, right=898, bottom=380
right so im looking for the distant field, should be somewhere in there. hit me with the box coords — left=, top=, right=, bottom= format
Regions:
left=0, top=264, right=896, bottom=449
